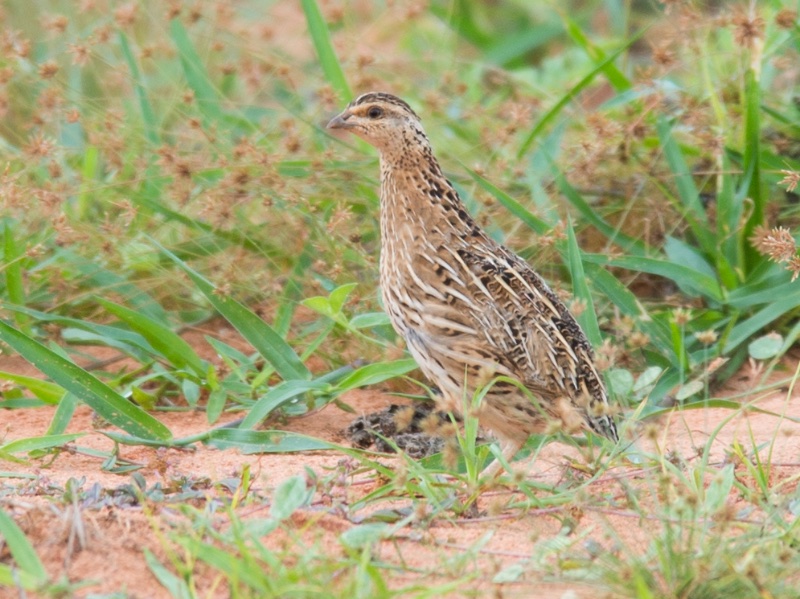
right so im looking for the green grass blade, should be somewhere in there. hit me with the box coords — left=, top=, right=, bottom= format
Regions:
left=644, top=398, right=800, bottom=423
left=47, top=392, right=79, bottom=435
left=714, top=150, right=742, bottom=289
left=97, top=297, right=207, bottom=377
left=274, top=245, right=313, bottom=337
left=240, top=380, right=327, bottom=429
left=0, top=433, right=83, bottom=456
left=0, top=321, right=172, bottom=441
left=663, top=236, right=716, bottom=278
left=0, top=509, right=48, bottom=589
left=583, top=263, right=642, bottom=317
left=724, top=296, right=800, bottom=353
left=601, top=255, right=723, bottom=303
left=64, top=250, right=170, bottom=322
left=554, top=168, right=645, bottom=255
left=741, top=67, right=763, bottom=269
left=2, top=304, right=157, bottom=362
left=656, top=117, right=708, bottom=224
left=728, top=280, right=800, bottom=309
left=169, top=19, right=224, bottom=126
left=144, top=550, right=193, bottom=599
left=301, top=0, right=351, bottom=101
left=155, top=242, right=311, bottom=382
left=176, top=538, right=267, bottom=589
left=429, top=0, right=491, bottom=48
left=564, top=220, right=601, bottom=346
left=119, top=31, right=160, bottom=144
left=517, top=33, right=642, bottom=158
left=560, top=12, right=632, bottom=92
left=206, top=389, right=227, bottom=425
left=485, top=25, right=562, bottom=66
left=584, top=263, right=673, bottom=353
left=466, top=169, right=551, bottom=234
left=206, top=429, right=333, bottom=453
left=0, top=371, right=64, bottom=404
left=331, top=358, right=419, bottom=393
left=3, top=222, right=29, bottom=333
left=655, top=118, right=722, bottom=263
left=75, top=145, right=98, bottom=220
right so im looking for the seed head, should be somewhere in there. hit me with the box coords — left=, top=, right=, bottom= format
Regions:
left=731, top=7, right=765, bottom=49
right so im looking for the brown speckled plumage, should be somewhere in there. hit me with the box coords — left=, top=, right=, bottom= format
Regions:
left=328, top=92, right=618, bottom=473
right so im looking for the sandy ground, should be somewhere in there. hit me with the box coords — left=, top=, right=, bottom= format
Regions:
left=2, top=329, right=799, bottom=598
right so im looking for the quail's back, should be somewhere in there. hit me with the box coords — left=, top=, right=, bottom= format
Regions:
left=328, top=92, right=618, bottom=469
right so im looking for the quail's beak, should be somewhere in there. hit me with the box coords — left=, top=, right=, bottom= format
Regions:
left=327, top=110, right=354, bottom=130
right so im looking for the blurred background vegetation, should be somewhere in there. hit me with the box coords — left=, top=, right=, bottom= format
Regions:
left=0, top=0, right=798, bottom=425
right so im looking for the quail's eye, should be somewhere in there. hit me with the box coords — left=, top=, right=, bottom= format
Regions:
left=367, top=106, right=383, bottom=119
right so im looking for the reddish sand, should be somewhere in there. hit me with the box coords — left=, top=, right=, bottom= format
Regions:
left=2, top=333, right=799, bottom=598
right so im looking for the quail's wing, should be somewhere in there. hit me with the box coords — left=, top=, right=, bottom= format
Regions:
left=453, top=244, right=617, bottom=439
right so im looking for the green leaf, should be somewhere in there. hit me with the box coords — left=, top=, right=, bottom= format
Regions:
left=656, top=118, right=706, bottom=222
left=119, top=32, right=160, bottom=144
left=0, top=433, right=83, bottom=456
left=302, top=283, right=358, bottom=325
left=339, top=523, right=390, bottom=550
left=606, top=368, right=634, bottom=399
left=0, top=371, right=64, bottom=404
left=715, top=151, right=742, bottom=288
left=602, top=255, right=722, bottom=303
left=0, top=321, right=172, bottom=441
left=726, top=295, right=800, bottom=352
left=663, top=236, right=716, bottom=279
left=675, top=379, right=704, bottom=401
left=565, top=220, right=601, bottom=346
left=205, top=429, right=333, bottom=453
left=241, top=380, right=327, bottom=429
left=466, top=168, right=551, bottom=234
left=554, top=170, right=645, bottom=255
left=144, top=550, right=192, bottom=599
left=0, top=509, right=48, bottom=588
left=332, top=359, right=418, bottom=393
left=270, top=475, right=313, bottom=520
left=634, top=366, right=663, bottom=395
left=3, top=222, right=29, bottom=333
left=47, top=392, right=79, bottom=435
left=741, top=68, right=763, bottom=268
left=493, top=563, right=525, bottom=584
left=703, top=464, right=734, bottom=515
left=2, top=304, right=156, bottom=361
left=656, top=118, right=718, bottom=259
left=301, top=0, right=350, bottom=101
left=155, top=241, right=310, bottom=382
left=429, top=0, right=490, bottom=48
left=560, top=12, right=632, bottom=92
left=97, top=298, right=207, bottom=377
left=485, top=25, right=561, bottom=67
left=75, top=145, right=99, bottom=220
left=131, top=386, right=158, bottom=411
left=169, top=19, right=224, bottom=126
left=182, top=379, right=201, bottom=407
left=747, top=333, right=783, bottom=360
left=329, top=282, right=357, bottom=313
left=349, top=312, right=392, bottom=329
left=206, top=389, right=227, bottom=425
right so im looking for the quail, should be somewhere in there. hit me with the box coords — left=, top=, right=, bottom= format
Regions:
left=328, top=92, right=618, bottom=474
